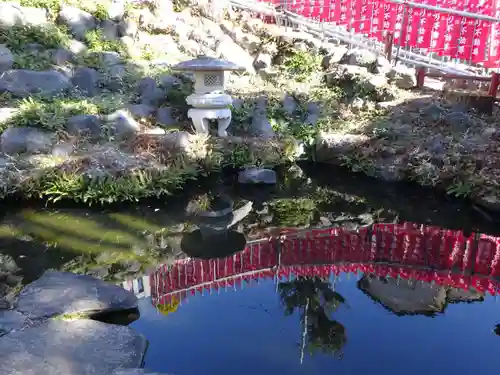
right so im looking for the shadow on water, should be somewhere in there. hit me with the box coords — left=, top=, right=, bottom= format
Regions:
left=0, top=162, right=499, bottom=305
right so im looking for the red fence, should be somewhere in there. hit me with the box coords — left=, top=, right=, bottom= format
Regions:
left=150, top=223, right=500, bottom=306
left=257, top=0, right=500, bottom=67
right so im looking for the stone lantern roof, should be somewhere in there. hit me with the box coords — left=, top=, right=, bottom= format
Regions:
left=171, top=55, right=245, bottom=72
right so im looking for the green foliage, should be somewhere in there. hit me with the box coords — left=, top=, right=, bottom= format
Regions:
left=172, top=0, right=191, bottom=12
left=84, top=29, right=125, bottom=54
left=283, top=51, right=320, bottom=82
left=22, top=167, right=200, bottom=205
left=270, top=198, right=316, bottom=227
left=13, top=50, right=53, bottom=70
left=4, top=96, right=100, bottom=131
left=0, top=24, right=70, bottom=51
left=446, top=179, right=475, bottom=198
left=88, top=3, right=109, bottom=22
left=18, top=0, right=61, bottom=18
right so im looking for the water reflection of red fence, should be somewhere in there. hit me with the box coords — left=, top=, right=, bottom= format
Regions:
left=257, top=0, right=500, bottom=67
left=150, top=223, right=500, bottom=306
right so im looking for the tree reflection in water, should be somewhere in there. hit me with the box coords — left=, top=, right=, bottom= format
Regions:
left=278, top=276, right=347, bottom=362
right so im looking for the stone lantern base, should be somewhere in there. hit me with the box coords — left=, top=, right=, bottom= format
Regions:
left=186, top=92, right=233, bottom=137
left=188, top=108, right=232, bottom=137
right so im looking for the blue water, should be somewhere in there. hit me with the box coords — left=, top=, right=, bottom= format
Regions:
left=132, top=275, right=500, bottom=375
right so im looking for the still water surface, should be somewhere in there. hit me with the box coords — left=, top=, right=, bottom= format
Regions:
left=1, top=163, right=500, bottom=374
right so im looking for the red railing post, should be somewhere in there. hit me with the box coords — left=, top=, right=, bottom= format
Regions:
left=416, top=67, right=426, bottom=88
left=384, top=31, right=394, bottom=61
left=488, top=72, right=500, bottom=96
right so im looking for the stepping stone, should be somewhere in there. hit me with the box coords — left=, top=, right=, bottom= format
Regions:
left=15, top=271, right=137, bottom=320
left=0, top=319, right=147, bottom=375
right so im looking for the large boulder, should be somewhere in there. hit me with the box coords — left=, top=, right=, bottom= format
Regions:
left=1, top=127, right=53, bottom=155
left=341, top=48, right=377, bottom=68
left=0, top=45, right=13, bottom=74
left=0, top=2, right=48, bottom=28
left=216, top=37, right=255, bottom=74
left=0, top=310, right=26, bottom=337
left=0, top=319, right=148, bottom=375
left=15, top=271, right=138, bottom=319
left=0, top=70, right=72, bottom=98
left=387, top=64, right=417, bottom=89
left=57, top=6, right=96, bottom=40
left=71, top=67, right=100, bottom=97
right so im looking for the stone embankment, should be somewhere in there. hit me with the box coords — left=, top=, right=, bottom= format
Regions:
left=0, top=270, right=165, bottom=375
left=0, top=0, right=497, bottom=212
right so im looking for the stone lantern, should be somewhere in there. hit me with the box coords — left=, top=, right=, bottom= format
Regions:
left=171, top=56, right=245, bottom=137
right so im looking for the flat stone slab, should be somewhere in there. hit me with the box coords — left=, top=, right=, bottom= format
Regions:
left=0, top=310, right=27, bottom=337
left=0, top=319, right=148, bottom=375
left=15, top=271, right=138, bottom=319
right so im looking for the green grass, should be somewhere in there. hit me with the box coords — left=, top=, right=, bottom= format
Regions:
left=0, top=24, right=71, bottom=51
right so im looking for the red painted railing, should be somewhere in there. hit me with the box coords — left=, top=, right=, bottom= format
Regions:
left=256, top=0, right=500, bottom=67
left=150, top=223, right=500, bottom=306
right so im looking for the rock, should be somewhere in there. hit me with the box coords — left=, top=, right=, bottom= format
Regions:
left=108, top=0, right=126, bottom=21
left=325, top=64, right=369, bottom=88
left=373, top=55, right=392, bottom=75
left=282, top=94, right=297, bottom=115
left=15, top=271, right=137, bottom=319
left=253, top=52, right=272, bottom=70
left=0, top=310, right=26, bottom=337
left=0, top=319, right=147, bottom=375
left=138, top=77, right=165, bottom=107
left=250, top=97, right=275, bottom=138
left=0, top=70, right=72, bottom=98
left=0, top=107, right=17, bottom=125
left=105, top=63, right=127, bottom=91
left=387, top=64, right=416, bottom=89
left=1, top=127, right=53, bottom=155
left=305, top=101, right=321, bottom=126
left=50, top=48, right=74, bottom=66
left=127, top=104, right=155, bottom=119
left=98, top=51, right=122, bottom=66
left=238, top=168, right=277, bottom=184
left=159, top=74, right=182, bottom=89
left=57, top=6, right=96, bottom=40
left=0, top=45, right=13, bottom=73
left=362, top=74, right=388, bottom=92
left=156, top=107, right=177, bottom=127
left=51, top=142, right=74, bottom=158
left=342, top=48, right=377, bottom=68
left=101, top=19, right=119, bottom=41
left=118, top=19, right=138, bottom=38
left=71, top=67, right=100, bottom=97
left=258, top=67, right=279, bottom=80
left=0, top=3, right=48, bottom=28
left=321, top=45, right=348, bottom=70
left=143, top=127, right=166, bottom=135
left=66, top=114, right=102, bottom=138
left=67, top=39, right=87, bottom=55
left=315, top=133, right=369, bottom=160
left=0, top=2, right=24, bottom=28
left=105, top=110, right=140, bottom=139
left=231, top=98, right=244, bottom=110
left=216, top=38, right=255, bottom=74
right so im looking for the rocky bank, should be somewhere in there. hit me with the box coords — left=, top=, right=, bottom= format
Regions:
left=0, top=0, right=498, bottom=211
left=0, top=270, right=166, bottom=375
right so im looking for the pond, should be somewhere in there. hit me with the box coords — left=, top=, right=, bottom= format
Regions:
left=1, top=163, right=500, bottom=373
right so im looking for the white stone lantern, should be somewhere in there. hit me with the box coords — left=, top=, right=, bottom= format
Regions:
left=171, top=56, right=245, bottom=137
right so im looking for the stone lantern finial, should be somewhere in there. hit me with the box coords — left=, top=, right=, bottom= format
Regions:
left=171, top=56, right=245, bottom=137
